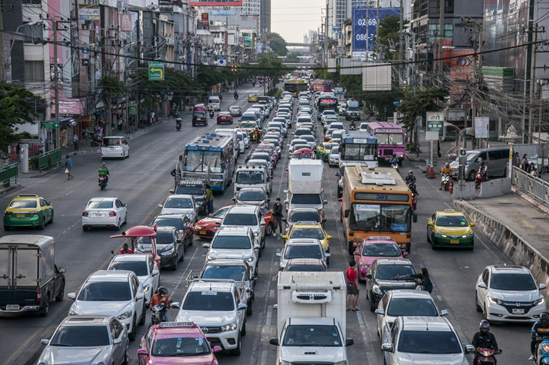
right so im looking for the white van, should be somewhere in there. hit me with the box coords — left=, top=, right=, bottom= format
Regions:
left=101, top=136, right=129, bottom=159
left=208, top=96, right=221, bottom=111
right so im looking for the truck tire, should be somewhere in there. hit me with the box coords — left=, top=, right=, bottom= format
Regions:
left=230, top=334, right=242, bottom=356
left=38, top=295, right=49, bottom=317
left=55, top=283, right=64, bottom=302
left=128, top=316, right=137, bottom=341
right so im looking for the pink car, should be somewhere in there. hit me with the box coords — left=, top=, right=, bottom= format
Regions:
left=353, top=236, right=408, bottom=282
left=138, top=322, right=221, bottom=365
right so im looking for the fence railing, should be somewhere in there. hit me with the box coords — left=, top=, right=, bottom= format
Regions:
left=38, top=148, right=62, bottom=171
left=0, top=163, right=18, bottom=188
left=511, top=166, right=549, bottom=205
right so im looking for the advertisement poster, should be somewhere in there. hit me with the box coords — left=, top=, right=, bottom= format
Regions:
left=120, top=14, right=132, bottom=32
left=201, top=13, right=209, bottom=26
left=449, top=49, right=474, bottom=107
left=351, top=7, right=367, bottom=57
left=78, top=5, right=100, bottom=21
left=365, top=7, right=400, bottom=50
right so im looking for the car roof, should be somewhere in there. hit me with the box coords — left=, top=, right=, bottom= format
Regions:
left=206, top=259, right=249, bottom=267
left=436, top=209, right=466, bottom=217
left=293, top=223, right=322, bottom=228
left=399, top=316, right=452, bottom=332
left=110, top=254, right=150, bottom=263
left=374, top=259, right=412, bottom=266
left=290, top=317, right=335, bottom=326
left=238, top=187, right=266, bottom=192
left=61, top=315, right=112, bottom=325
left=363, top=236, right=397, bottom=244
left=88, top=270, right=132, bottom=282
left=286, top=238, right=322, bottom=246
left=389, top=290, right=434, bottom=299
left=88, top=197, right=118, bottom=202
left=489, top=265, right=530, bottom=274
left=217, top=226, right=252, bottom=235
left=189, top=281, right=235, bottom=292
left=13, top=194, right=40, bottom=201
left=166, top=194, right=194, bottom=200
left=226, top=205, right=258, bottom=214
left=287, top=258, right=325, bottom=265
left=155, top=214, right=185, bottom=220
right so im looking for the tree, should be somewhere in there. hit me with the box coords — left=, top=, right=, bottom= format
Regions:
left=372, top=15, right=408, bottom=61
left=286, top=52, right=302, bottom=62
left=264, top=32, right=288, bottom=56
left=397, top=87, right=448, bottom=141
left=98, top=76, right=128, bottom=136
left=255, top=54, right=287, bottom=91
left=0, top=80, right=41, bottom=155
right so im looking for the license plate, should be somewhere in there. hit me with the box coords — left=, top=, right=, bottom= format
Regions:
left=6, top=304, right=20, bottom=310
left=94, top=214, right=103, bottom=217
left=512, top=308, right=524, bottom=314
left=17, top=214, right=25, bottom=218
left=199, top=230, right=207, bottom=235
left=450, top=239, right=459, bottom=244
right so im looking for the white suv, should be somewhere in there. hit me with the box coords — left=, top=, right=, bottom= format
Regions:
left=175, top=280, right=248, bottom=355
left=67, top=270, right=146, bottom=341
left=475, top=265, right=547, bottom=322
left=221, top=205, right=266, bottom=250
left=107, top=254, right=160, bottom=304
left=203, top=226, right=261, bottom=275
left=276, top=238, right=330, bottom=270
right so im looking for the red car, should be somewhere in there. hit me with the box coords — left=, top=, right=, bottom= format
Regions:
left=193, top=206, right=231, bottom=239
left=217, top=111, right=233, bottom=125
left=292, top=148, right=315, bottom=160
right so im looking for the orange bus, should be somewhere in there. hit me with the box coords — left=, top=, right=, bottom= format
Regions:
left=341, top=166, right=417, bottom=255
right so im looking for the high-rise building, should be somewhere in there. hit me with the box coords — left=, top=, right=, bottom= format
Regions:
left=260, top=0, right=271, bottom=34
left=241, top=0, right=260, bottom=17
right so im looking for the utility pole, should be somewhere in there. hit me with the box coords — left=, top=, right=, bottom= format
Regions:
left=471, top=21, right=483, bottom=148
left=528, top=22, right=539, bottom=142
left=324, top=1, right=329, bottom=68
left=438, top=0, right=445, bottom=88
left=399, top=0, right=404, bottom=86
left=376, top=0, right=380, bottom=40
left=53, top=19, right=60, bottom=150
left=0, top=3, right=5, bottom=80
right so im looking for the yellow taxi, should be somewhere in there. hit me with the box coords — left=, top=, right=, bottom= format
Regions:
left=427, top=209, right=475, bottom=249
left=248, top=94, right=258, bottom=103
left=316, top=142, right=338, bottom=162
left=237, top=121, right=259, bottom=136
left=4, top=194, right=54, bottom=230
left=282, top=222, right=332, bottom=252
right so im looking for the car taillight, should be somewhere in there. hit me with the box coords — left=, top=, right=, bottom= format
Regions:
left=36, top=288, right=41, bottom=302
left=82, top=211, right=89, bottom=217
left=4, top=211, right=12, bottom=215
left=109, top=211, right=117, bottom=217
left=28, top=211, right=40, bottom=215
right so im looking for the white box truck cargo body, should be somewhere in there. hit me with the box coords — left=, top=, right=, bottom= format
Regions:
left=288, top=159, right=324, bottom=194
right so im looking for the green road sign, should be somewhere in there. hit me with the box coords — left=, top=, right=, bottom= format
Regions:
left=129, top=103, right=137, bottom=115
left=42, top=122, right=59, bottom=129
left=148, top=62, right=164, bottom=81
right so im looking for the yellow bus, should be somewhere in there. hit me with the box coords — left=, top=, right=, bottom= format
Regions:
left=283, top=79, right=308, bottom=97
left=341, top=166, right=417, bottom=255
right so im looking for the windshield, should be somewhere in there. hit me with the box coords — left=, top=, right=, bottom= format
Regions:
left=291, top=228, right=324, bottom=240
left=165, top=197, right=192, bottom=209
left=211, top=207, right=230, bottom=219
left=465, top=151, right=480, bottom=162
left=152, top=337, right=210, bottom=357
left=332, top=147, right=340, bottom=155
left=289, top=210, right=320, bottom=223
left=351, top=204, right=411, bottom=233
left=50, top=326, right=109, bottom=347
left=387, top=298, right=438, bottom=316
left=87, top=201, right=113, bottom=209
left=223, top=213, right=258, bottom=226
left=203, top=265, right=247, bottom=281
left=193, top=112, right=206, bottom=118
left=362, top=243, right=401, bottom=257
left=184, top=151, right=223, bottom=173
left=282, top=325, right=341, bottom=347
left=240, top=119, right=257, bottom=125
left=291, top=194, right=322, bottom=205
left=376, top=133, right=404, bottom=145
left=137, top=231, right=174, bottom=248
left=295, top=129, right=313, bottom=136
left=109, top=261, right=148, bottom=276
left=252, top=154, right=270, bottom=162
left=238, top=190, right=265, bottom=201
left=10, top=200, right=37, bottom=208
left=237, top=171, right=265, bottom=184
left=490, top=273, right=537, bottom=291
left=398, top=331, right=461, bottom=354
left=375, top=265, right=415, bottom=280
left=183, top=291, right=234, bottom=311
left=285, top=245, right=322, bottom=259
left=175, top=186, right=203, bottom=195
left=212, top=235, right=252, bottom=249
left=340, top=143, right=377, bottom=161
left=77, top=282, right=131, bottom=301
left=436, top=215, right=468, bottom=227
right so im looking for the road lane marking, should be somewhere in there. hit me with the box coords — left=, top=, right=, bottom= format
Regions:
left=356, top=311, right=379, bottom=364
left=521, top=219, right=534, bottom=229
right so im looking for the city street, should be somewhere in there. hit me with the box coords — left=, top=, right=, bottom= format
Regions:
left=0, top=84, right=533, bottom=365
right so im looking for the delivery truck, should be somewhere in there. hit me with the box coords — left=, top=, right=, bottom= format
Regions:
left=0, top=235, right=66, bottom=316
left=284, top=159, right=327, bottom=216
left=270, top=271, right=353, bottom=365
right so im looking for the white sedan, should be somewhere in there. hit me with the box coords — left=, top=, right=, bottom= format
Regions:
left=82, top=197, right=128, bottom=231
left=158, top=194, right=198, bottom=223
left=107, top=254, right=160, bottom=304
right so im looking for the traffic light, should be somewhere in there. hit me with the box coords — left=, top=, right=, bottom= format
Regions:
left=231, top=65, right=238, bottom=72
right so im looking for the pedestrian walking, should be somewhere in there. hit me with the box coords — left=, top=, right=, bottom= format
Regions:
left=204, top=183, right=214, bottom=214
left=345, top=260, right=359, bottom=311
left=513, top=152, right=520, bottom=167
left=271, top=198, right=284, bottom=237
left=65, top=155, right=73, bottom=180
left=16, top=142, right=21, bottom=162
left=129, top=117, right=135, bottom=134
left=521, top=154, right=529, bottom=171
left=82, top=126, right=89, bottom=145
left=73, top=133, right=79, bottom=151
left=117, top=117, right=123, bottom=131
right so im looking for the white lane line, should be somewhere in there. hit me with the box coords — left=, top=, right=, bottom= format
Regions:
left=437, top=295, right=444, bottom=302
left=356, top=311, right=379, bottom=365
left=260, top=305, right=274, bottom=365
left=270, top=289, right=275, bottom=298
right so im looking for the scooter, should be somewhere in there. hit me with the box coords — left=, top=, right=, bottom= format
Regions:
left=176, top=118, right=182, bottom=131
left=209, top=110, right=215, bottom=119
left=149, top=302, right=180, bottom=328
left=535, top=336, right=549, bottom=364
left=234, top=93, right=239, bottom=100
left=442, top=174, right=451, bottom=191
left=475, top=348, right=501, bottom=365
left=99, top=175, right=107, bottom=191
left=391, top=161, right=399, bottom=173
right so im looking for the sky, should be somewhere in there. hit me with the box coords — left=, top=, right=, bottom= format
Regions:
left=271, top=0, right=323, bottom=43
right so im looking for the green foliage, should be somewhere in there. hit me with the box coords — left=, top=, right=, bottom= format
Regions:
left=255, top=54, right=287, bottom=89
left=397, top=87, right=448, bottom=133
left=286, top=53, right=301, bottom=62
left=0, top=80, right=41, bottom=154
left=265, top=32, right=288, bottom=56
left=98, top=75, right=128, bottom=102
left=267, top=88, right=282, bottom=99
left=372, top=15, right=408, bottom=61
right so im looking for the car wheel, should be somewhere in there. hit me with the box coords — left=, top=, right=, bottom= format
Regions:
left=123, top=213, right=127, bottom=225
left=55, top=283, right=64, bottom=302
left=82, top=225, right=88, bottom=232
left=4, top=225, right=10, bottom=231
left=139, top=302, right=146, bottom=325
left=38, top=295, right=49, bottom=317
left=122, top=343, right=129, bottom=365
left=128, top=316, right=137, bottom=341
left=241, top=320, right=247, bottom=336
left=247, top=303, right=253, bottom=316
left=370, top=298, right=376, bottom=312
left=265, top=223, right=273, bottom=236
left=38, top=218, right=45, bottom=230
left=475, top=292, right=483, bottom=312
left=115, top=219, right=121, bottom=231
left=230, top=333, right=242, bottom=356
left=50, top=211, right=54, bottom=224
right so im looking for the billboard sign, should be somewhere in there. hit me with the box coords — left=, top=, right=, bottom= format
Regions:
left=366, top=8, right=399, bottom=50
left=201, top=13, right=209, bottom=26
left=475, top=117, right=489, bottom=138
left=120, top=14, right=132, bottom=32
left=352, top=7, right=367, bottom=56
left=78, top=5, right=100, bottom=21
left=190, top=0, right=242, bottom=5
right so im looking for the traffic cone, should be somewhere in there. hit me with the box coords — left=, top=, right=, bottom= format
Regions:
left=427, top=164, right=436, bottom=179
left=449, top=178, right=454, bottom=194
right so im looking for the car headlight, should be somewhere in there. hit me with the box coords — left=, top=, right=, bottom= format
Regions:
left=462, top=233, right=474, bottom=238
left=117, top=309, right=133, bottom=320
left=160, top=247, right=175, bottom=256
left=487, top=296, right=502, bottom=305
left=372, top=285, right=382, bottom=294
left=246, top=257, right=254, bottom=262
left=221, top=322, right=238, bottom=332
left=535, top=298, right=545, bottom=306
left=360, top=263, right=369, bottom=269
left=195, top=225, right=204, bottom=230
left=69, top=309, right=78, bottom=316
left=143, top=285, right=150, bottom=293
left=434, top=232, right=447, bottom=238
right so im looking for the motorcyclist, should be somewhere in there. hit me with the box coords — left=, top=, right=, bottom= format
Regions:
left=531, top=313, right=549, bottom=360
left=404, top=170, right=416, bottom=185
left=472, top=320, right=499, bottom=364
left=253, top=127, right=261, bottom=143
left=176, top=117, right=182, bottom=130
left=174, top=111, right=179, bottom=118
left=389, top=154, right=399, bottom=166
left=349, top=120, right=357, bottom=130
left=440, top=163, right=452, bottom=190
left=479, top=160, right=488, bottom=181
left=149, top=286, right=171, bottom=323
left=234, top=90, right=239, bottom=99
left=98, top=162, right=109, bottom=184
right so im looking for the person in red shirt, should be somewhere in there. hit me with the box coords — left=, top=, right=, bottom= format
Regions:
left=346, top=260, right=359, bottom=311
left=119, top=243, right=133, bottom=254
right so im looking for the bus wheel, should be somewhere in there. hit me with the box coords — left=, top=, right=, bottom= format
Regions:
left=406, top=243, right=411, bottom=254
left=348, top=241, right=354, bottom=256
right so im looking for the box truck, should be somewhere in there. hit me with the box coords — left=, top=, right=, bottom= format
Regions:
left=284, top=159, right=327, bottom=215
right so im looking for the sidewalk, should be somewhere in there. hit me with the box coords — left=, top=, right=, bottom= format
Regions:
left=407, top=132, right=458, bottom=173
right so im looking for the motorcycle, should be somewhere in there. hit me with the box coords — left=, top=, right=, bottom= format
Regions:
left=534, top=336, right=549, bottom=364
left=99, top=175, right=107, bottom=191
left=408, top=182, right=418, bottom=211
left=349, top=122, right=357, bottom=131
left=391, top=160, right=399, bottom=173
left=234, top=93, right=239, bottom=100
left=176, top=118, right=182, bottom=131
left=475, top=172, right=483, bottom=190
left=441, top=173, right=451, bottom=191
left=475, top=348, right=501, bottom=365
left=149, top=302, right=180, bottom=328
left=209, top=110, right=215, bottom=119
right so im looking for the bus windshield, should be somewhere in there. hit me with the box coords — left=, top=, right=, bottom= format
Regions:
left=340, top=143, right=377, bottom=161
left=184, top=151, right=223, bottom=173
left=376, top=133, right=404, bottom=145
left=350, top=203, right=411, bottom=232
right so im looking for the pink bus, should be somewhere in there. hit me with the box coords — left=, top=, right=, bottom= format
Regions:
left=367, top=121, right=406, bottom=163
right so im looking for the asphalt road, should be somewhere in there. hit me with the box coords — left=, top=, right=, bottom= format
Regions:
left=0, top=84, right=533, bottom=365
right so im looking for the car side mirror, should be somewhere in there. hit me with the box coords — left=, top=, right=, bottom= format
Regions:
left=202, top=243, right=210, bottom=248
left=478, top=282, right=487, bottom=289
left=282, top=235, right=288, bottom=240
left=40, top=339, right=49, bottom=345
left=276, top=253, right=281, bottom=257
left=353, top=250, right=359, bottom=255
left=427, top=221, right=433, bottom=226
left=238, top=303, right=247, bottom=311
left=540, top=284, right=547, bottom=290
left=323, top=200, right=328, bottom=205
left=169, top=189, right=174, bottom=194
left=381, top=343, right=394, bottom=352
left=232, top=198, right=236, bottom=202
left=327, top=235, right=332, bottom=240
left=170, top=302, right=181, bottom=309
left=67, top=293, right=76, bottom=300
left=470, top=222, right=476, bottom=227
left=137, top=348, right=148, bottom=356
left=113, top=338, right=123, bottom=344
left=282, top=218, right=287, bottom=222
left=366, top=274, right=372, bottom=279
left=375, top=308, right=385, bottom=315
left=403, top=251, right=409, bottom=257
left=136, top=292, right=144, bottom=301
left=344, top=210, right=350, bottom=218
left=254, top=243, right=261, bottom=249
left=158, top=204, right=163, bottom=208
left=213, top=345, right=222, bottom=353
left=152, top=268, right=159, bottom=276
left=440, top=309, right=449, bottom=316
left=465, top=344, right=476, bottom=353
left=346, top=338, right=354, bottom=347
left=58, top=267, right=66, bottom=273
left=269, top=338, right=279, bottom=346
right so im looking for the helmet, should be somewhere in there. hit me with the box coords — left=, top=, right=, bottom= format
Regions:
left=101, top=163, right=106, bottom=167
left=445, top=163, right=450, bottom=167
left=479, top=320, right=490, bottom=331
left=158, top=286, right=168, bottom=296
left=408, top=170, right=413, bottom=174
left=541, top=313, right=549, bottom=325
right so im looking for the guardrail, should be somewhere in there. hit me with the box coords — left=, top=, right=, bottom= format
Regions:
left=38, top=148, right=62, bottom=171
left=511, top=166, right=549, bottom=206
left=0, top=163, right=18, bottom=188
